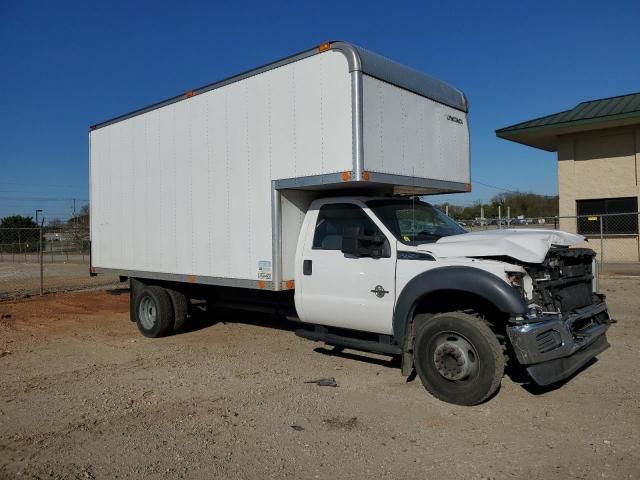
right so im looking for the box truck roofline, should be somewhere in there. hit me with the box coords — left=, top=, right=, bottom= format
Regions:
left=89, top=40, right=468, bottom=132
left=89, top=41, right=471, bottom=293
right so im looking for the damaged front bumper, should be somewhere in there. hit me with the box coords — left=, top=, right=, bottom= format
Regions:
left=507, top=301, right=613, bottom=386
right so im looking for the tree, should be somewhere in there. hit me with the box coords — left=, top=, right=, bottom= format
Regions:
left=433, top=193, right=559, bottom=220
left=0, top=215, right=37, bottom=229
left=68, top=204, right=89, bottom=227
left=48, top=218, right=63, bottom=228
left=0, top=215, right=39, bottom=253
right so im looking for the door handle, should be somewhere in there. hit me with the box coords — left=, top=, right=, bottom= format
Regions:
left=303, top=259, right=312, bottom=275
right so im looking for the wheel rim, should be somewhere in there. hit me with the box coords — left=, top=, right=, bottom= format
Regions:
left=432, top=332, right=479, bottom=381
left=138, top=295, right=157, bottom=330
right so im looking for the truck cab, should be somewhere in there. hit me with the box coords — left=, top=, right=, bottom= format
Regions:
left=293, top=196, right=612, bottom=405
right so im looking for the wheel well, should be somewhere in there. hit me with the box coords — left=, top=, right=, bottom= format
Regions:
left=412, top=289, right=510, bottom=327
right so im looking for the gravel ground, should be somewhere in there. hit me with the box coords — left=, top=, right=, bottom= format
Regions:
left=0, top=263, right=120, bottom=300
left=0, top=278, right=638, bottom=479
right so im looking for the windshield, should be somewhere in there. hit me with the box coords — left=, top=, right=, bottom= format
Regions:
left=367, top=199, right=466, bottom=245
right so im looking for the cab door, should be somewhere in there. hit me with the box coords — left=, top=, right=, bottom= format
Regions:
left=295, top=202, right=396, bottom=335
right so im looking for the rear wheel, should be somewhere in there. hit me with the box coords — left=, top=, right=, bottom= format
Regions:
left=167, top=288, right=190, bottom=333
left=134, top=285, right=174, bottom=338
left=413, top=312, right=505, bottom=406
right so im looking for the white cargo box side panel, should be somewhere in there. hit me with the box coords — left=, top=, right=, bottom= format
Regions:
left=90, top=51, right=352, bottom=283
left=362, top=75, right=470, bottom=184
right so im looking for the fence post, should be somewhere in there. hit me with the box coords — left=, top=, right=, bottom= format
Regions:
left=39, top=225, right=44, bottom=295
left=599, top=215, right=604, bottom=265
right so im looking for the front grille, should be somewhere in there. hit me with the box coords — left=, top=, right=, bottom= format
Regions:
left=535, top=329, right=562, bottom=354
left=527, top=248, right=596, bottom=314
left=556, top=282, right=593, bottom=312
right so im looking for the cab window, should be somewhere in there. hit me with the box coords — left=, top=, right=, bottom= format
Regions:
left=313, top=204, right=383, bottom=250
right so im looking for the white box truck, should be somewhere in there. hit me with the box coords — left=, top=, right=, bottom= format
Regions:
left=90, top=41, right=612, bottom=405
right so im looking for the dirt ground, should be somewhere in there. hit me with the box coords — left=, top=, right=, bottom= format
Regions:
left=0, top=278, right=638, bottom=480
left=0, top=262, right=120, bottom=300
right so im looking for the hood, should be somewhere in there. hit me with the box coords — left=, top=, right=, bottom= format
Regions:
left=417, top=229, right=585, bottom=264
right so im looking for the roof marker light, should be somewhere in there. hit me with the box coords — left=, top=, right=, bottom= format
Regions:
left=318, top=42, right=331, bottom=52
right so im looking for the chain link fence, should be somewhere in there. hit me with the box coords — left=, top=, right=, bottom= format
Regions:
left=0, top=227, right=119, bottom=300
left=455, top=212, right=640, bottom=274
left=1, top=212, right=638, bottom=300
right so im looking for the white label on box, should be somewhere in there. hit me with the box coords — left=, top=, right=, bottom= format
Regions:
left=258, top=260, right=272, bottom=280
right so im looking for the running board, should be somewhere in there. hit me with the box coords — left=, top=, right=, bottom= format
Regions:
left=295, top=327, right=402, bottom=355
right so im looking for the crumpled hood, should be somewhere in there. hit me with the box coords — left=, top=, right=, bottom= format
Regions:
left=417, top=229, right=585, bottom=264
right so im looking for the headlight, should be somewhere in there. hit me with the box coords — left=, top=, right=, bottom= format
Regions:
left=507, top=272, right=524, bottom=288
left=507, top=272, right=526, bottom=298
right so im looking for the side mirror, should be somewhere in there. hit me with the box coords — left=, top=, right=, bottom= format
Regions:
left=341, top=233, right=388, bottom=258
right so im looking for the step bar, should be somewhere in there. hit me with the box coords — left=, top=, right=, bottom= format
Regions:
left=295, top=326, right=402, bottom=355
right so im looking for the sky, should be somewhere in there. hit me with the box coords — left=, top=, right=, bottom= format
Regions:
left=1, top=0, right=639, bottom=221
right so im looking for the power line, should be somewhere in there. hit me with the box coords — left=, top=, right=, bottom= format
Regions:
left=0, top=197, right=88, bottom=202
left=473, top=180, right=520, bottom=193
left=0, top=190, right=87, bottom=195
left=0, top=182, right=84, bottom=189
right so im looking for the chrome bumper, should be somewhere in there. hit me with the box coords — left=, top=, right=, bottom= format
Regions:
left=507, top=301, right=612, bottom=385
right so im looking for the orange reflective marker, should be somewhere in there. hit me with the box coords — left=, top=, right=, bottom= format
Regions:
left=466, top=183, right=472, bottom=192
left=188, top=275, right=196, bottom=283
left=285, top=280, right=295, bottom=289
left=362, top=171, right=370, bottom=181
left=341, top=171, right=352, bottom=182
left=186, top=91, right=195, bottom=98
left=318, top=42, right=331, bottom=52
left=258, top=280, right=266, bottom=289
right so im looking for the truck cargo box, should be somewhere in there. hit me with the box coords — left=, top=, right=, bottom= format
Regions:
left=89, top=41, right=470, bottom=290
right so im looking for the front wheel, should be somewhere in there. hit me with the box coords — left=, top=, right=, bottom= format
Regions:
left=413, top=312, right=505, bottom=406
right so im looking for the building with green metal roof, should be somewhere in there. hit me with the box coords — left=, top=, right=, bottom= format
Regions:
left=496, top=92, right=640, bottom=262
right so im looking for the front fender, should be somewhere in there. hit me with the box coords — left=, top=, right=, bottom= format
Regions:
left=393, top=266, right=527, bottom=346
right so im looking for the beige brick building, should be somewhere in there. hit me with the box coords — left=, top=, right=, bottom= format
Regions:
left=496, top=93, right=640, bottom=261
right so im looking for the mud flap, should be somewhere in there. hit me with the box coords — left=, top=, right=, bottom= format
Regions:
left=129, top=278, right=146, bottom=322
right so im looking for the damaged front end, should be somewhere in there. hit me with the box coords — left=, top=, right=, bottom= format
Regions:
left=507, top=247, right=614, bottom=386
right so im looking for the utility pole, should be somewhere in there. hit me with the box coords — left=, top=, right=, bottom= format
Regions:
left=73, top=199, right=77, bottom=229
left=445, top=204, right=449, bottom=217
left=498, top=205, right=502, bottom=229
left=39, top=218, right=44, bottom=296
left=35, top=209, right=42, bottom=225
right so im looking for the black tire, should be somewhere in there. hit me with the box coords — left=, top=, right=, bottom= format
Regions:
left=413, top=312, right=505, bottom=406
left=133, top=285, right=174, bottom=338
left=167, top=288, right=190, bottom=333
